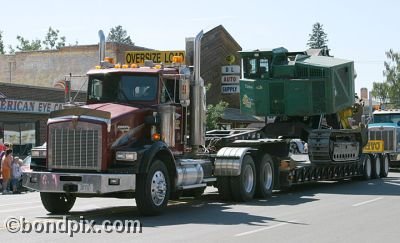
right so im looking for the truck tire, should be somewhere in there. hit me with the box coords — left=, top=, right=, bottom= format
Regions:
left=136, top=160, right=170, bottom=216
left=255, top=154, right=274, bottom=198
left=40, top=192, right=76, bottom=214
left=230, top=155, right=256, bottom=202
left=380, top=154, right=389, bottom=178
left=217, top=177, right=233, bottom=201
left=371, top=154, right=381, bottom=179
left=182, top=187, right=206, bottom=198
left=362, top=154, right=372, bottom=180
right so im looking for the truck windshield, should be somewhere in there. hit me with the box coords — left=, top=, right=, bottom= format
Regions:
left=373, top=114, right=400, bottom=124
left=87, top=74, right=158, bottom=102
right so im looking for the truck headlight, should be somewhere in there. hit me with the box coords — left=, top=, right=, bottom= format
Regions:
left=116, top=151, right=137, bottom=161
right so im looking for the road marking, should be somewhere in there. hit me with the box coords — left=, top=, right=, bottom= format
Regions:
left=0, top=205, right=43, bottom=214
left=0, top=201, right=41, bottom=207
left=235, top=220, right=296, bottom=237
left=385, top=182, right=400, bottom=186
left=352, top=197, right=383, bottom=207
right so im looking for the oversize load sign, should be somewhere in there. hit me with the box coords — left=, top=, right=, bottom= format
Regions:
left=125, top=51, right=185, bottom=64
left=363, top=140, right=384, bottom=153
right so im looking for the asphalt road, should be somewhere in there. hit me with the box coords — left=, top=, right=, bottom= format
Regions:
left=0, top=172, right=399, bottom=243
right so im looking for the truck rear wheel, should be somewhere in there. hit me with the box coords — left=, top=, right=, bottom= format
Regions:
left=372, top=154, right=381, bottom=179
left=230, top=155, right=256, bottom=202
left=255, top=154, right=274, bottom=198
left=380, top=154, right=389, bottom=178
left=362, top=154, right=372, bottom=180
left=136, top=160, right=170, bottom=216
left=40, top=192, right=76, bottom=214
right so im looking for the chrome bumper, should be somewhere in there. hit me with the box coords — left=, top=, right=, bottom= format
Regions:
left=23, top=172, right=136, bottom=194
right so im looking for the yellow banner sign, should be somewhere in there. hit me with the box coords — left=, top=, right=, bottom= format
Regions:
left=363, top=140, right=384, bottom=153
left=125, top=51, right=185, bottom=64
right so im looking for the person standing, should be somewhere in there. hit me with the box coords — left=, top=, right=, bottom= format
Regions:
left=1, top=149, right=13, bottom=194
left=11, top=157, right=23, bottom=194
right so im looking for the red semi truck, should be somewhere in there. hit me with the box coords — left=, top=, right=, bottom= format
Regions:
left=24, top=30, right=388, bottom=216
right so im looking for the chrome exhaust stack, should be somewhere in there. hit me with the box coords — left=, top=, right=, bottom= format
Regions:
left=190, top=31, right=206, bottom=153
left=98, top=30, right=106, bottom=64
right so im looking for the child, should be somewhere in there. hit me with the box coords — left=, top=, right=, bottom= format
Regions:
left=11, top=157, right=23, bottom=194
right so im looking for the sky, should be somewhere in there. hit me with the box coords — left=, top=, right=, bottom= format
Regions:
left=0, top=0, right=399, bottom=95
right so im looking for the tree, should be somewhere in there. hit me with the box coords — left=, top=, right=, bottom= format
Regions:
left=307, top=22, right=329, bottom=49
left=371, top=82, right=390, bottom=104
left=8, top=45, right=15, bottom=54
left=16, top=35, right=41, bottom=51
left=383, top=49, right=400, bottom=105
left=206, top=101, right=229, bottom=130
left=107, top=25, right=133, bottom=45
left=43, top=27, right=66, bottom=50
left=0, top=30, right=4, bottom=54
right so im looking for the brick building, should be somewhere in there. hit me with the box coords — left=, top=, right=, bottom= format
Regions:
left=0, top=25, right=254, bottom=156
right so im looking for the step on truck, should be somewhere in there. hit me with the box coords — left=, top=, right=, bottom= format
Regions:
left=23, top=31, right=388, bottom=216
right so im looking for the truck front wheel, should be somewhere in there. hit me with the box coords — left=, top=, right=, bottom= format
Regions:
left=136, top=160, right=170, bottom=216
left=371, top=154, right=381, bottom=179
left=380, top=154, right=389, bottom=178
left=40, top=192, right=76, bottom=214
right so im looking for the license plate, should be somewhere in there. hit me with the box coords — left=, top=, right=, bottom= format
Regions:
left=363, top=140, right=384, bottom=153
left=78, top=183, right=94, bottom=192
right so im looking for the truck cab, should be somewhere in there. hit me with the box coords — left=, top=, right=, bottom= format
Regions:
left=369, top=109, right=400, bottom=167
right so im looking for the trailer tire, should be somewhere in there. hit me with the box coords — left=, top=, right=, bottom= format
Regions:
left=362, top=154, right=372, bottom=180
left=372, top=154, right=381, bottom=179
left=136, top=160, right=170, bottom=216
left=230, top=155, right=256, bottom=202
left=380, top=154, right=389, bottom=178
left=217, top=177, right=233, bottom=201
left=255, top=154, right=274, bottom=198
left=40, top=192, right=76, bottom=214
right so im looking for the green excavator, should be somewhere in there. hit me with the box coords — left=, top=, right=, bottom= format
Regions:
left=239, top=47, right=367, bottom=164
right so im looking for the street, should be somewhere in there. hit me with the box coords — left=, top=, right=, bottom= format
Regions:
left=1, top=172, right=400, bottom=243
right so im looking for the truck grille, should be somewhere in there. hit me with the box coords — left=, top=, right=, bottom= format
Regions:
left=369, top=128, right=395, bottom=152
left=48, top=122, right=102, bottom=170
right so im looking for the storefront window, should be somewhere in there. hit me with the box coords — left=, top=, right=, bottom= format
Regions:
left=0, top=122, right=35, bottom=156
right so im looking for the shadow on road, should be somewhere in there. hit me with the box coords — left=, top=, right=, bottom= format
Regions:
left=35, top=173, right=399, bottom=228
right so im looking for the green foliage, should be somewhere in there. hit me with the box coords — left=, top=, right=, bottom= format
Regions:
left=16, top=35, right=41, bottom=51
left=371, top=82, right=390, bottom=104
left=107, top=25, right=133, bottom=45
left=383, top=49, right=400, bottom=105
left=307, top=22, right=329, bottom=49
left=0, top=30, right=4, bottom=54
left=43, top=27, right=66, bottom=50
left=206, top=101, right=229, bottom=130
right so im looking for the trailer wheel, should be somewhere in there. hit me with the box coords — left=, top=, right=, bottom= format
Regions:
left=217, top=177, right=233, bottom=201
left=255, top=154, right=274, bottom=198
left=362, top=154, right=372, bottom=180
left=380, top=154, right=389, bottom=178
left=136, top=160, right=170, bottom=216
left=372, top=154, right=381, bottom=179
left=40, top=192, right=76, bottom=214
left=230, top=155, right=256, bottom=202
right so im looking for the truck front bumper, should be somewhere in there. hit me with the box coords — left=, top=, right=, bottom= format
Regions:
left=23, top=172, right=136, bottom=194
